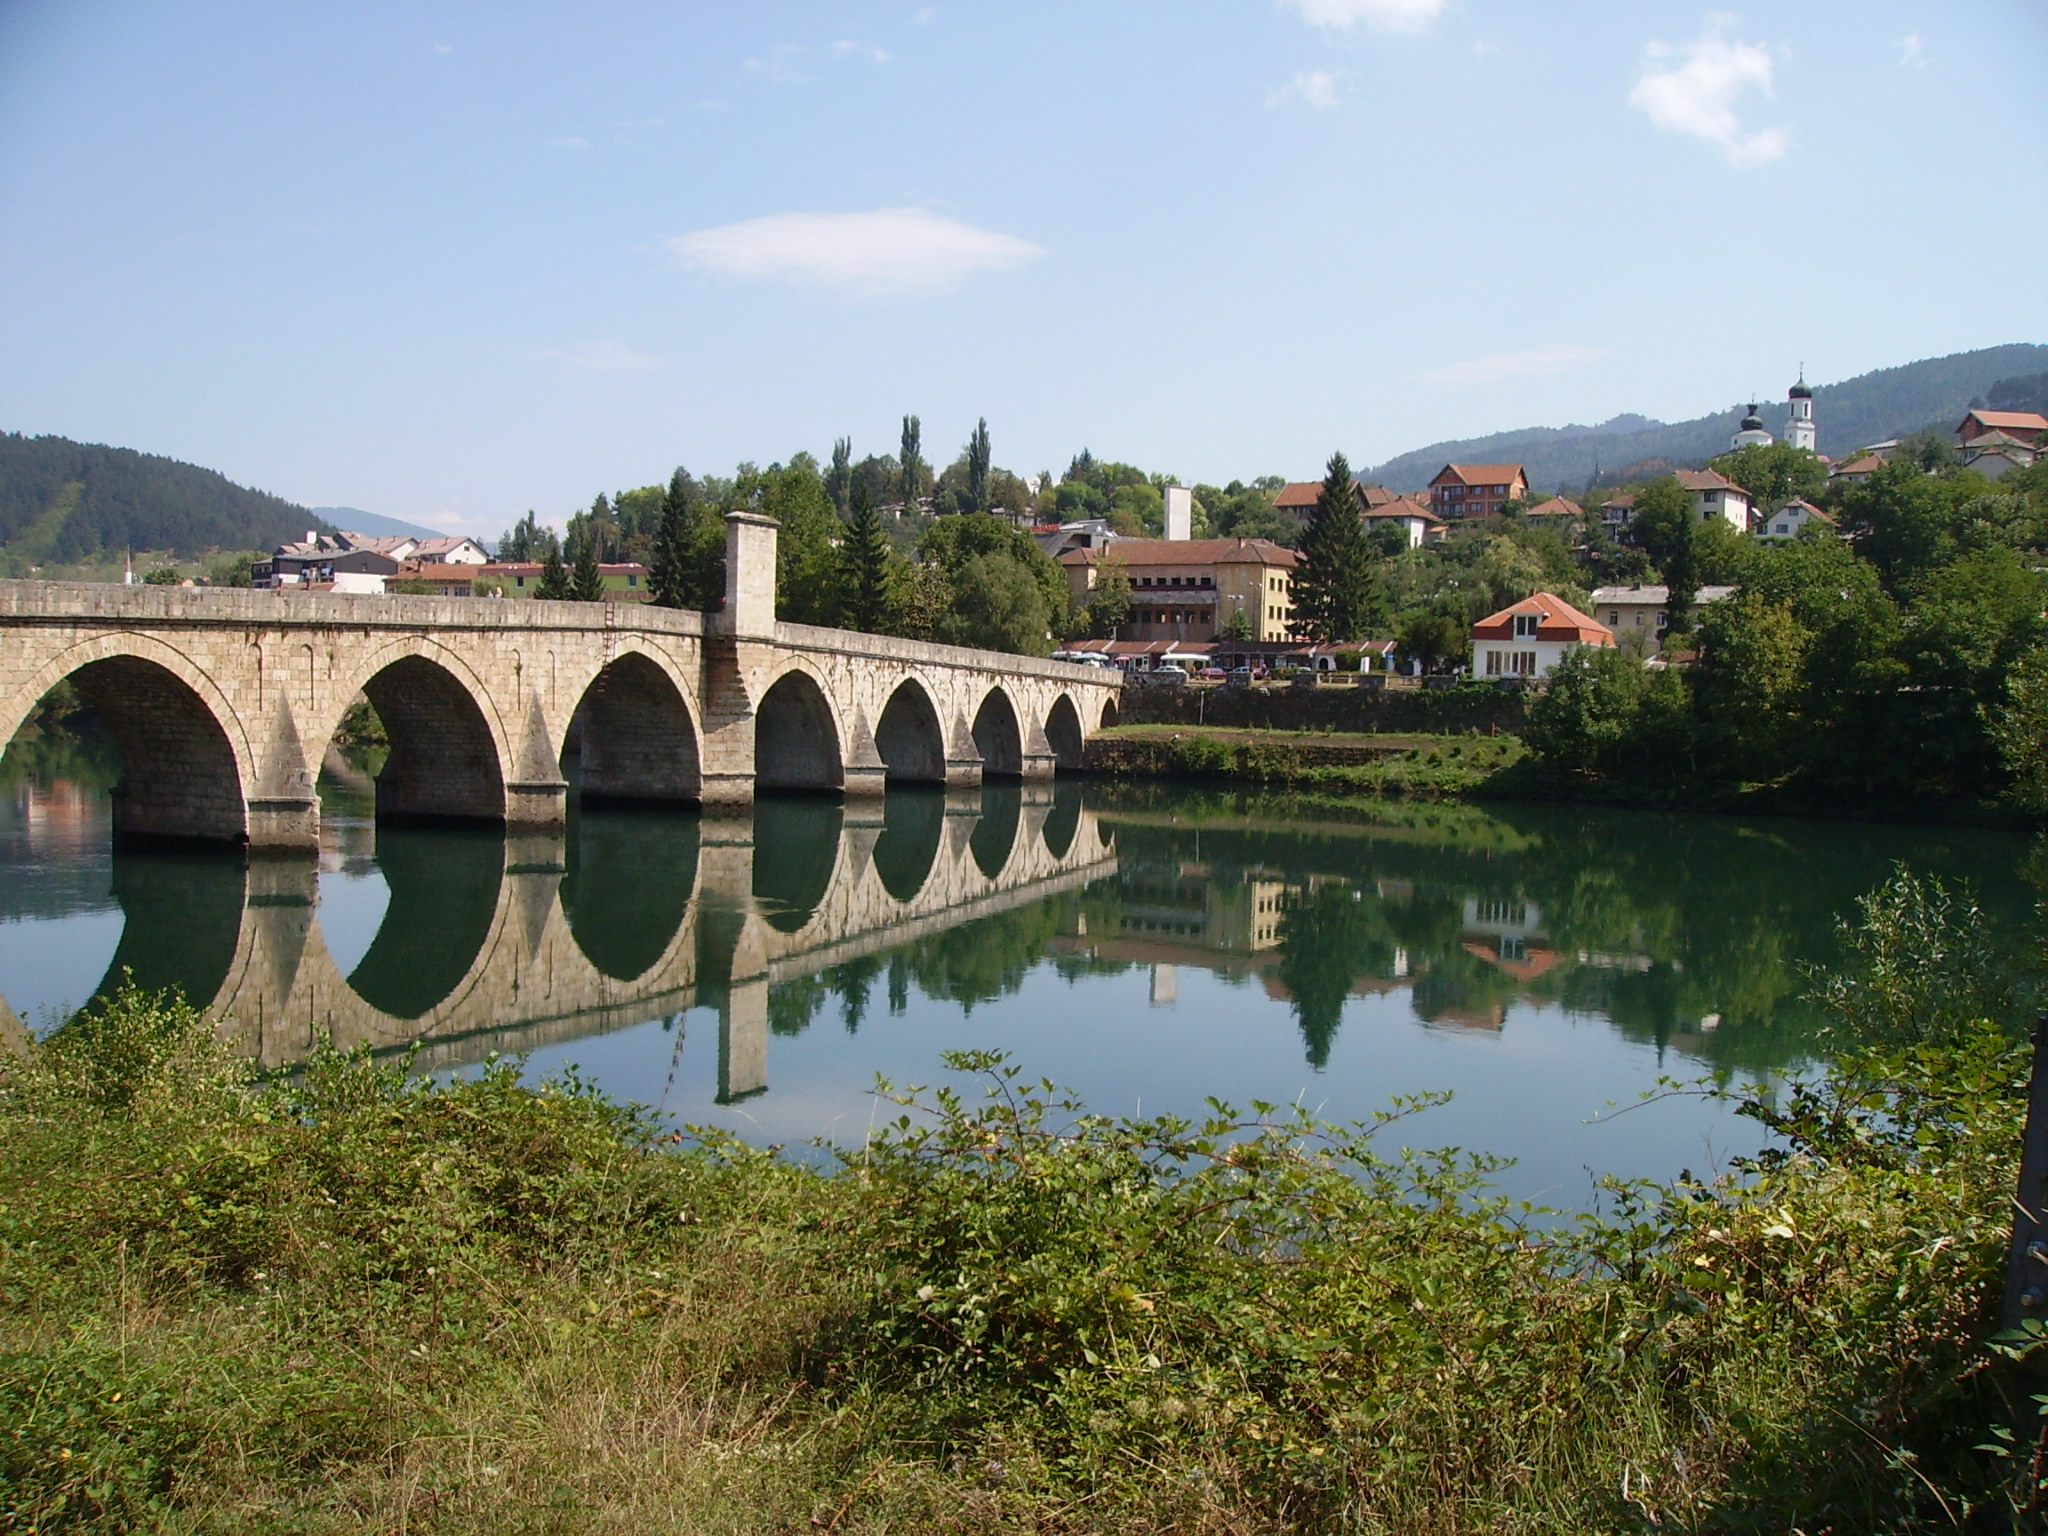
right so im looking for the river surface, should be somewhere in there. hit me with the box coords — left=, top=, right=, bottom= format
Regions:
left=1, top=734, right=2035, bottom=1210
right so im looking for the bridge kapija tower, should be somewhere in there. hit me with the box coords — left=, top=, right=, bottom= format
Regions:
left=0, top=513, right=1121, bottom=849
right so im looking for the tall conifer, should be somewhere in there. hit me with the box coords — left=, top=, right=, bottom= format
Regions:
left=841, top=476, right=892, bottom=633
left=1294, top=451, right=1377, bottom=644
left=967, top=418, right=992, bottom=514
left=648, top=467, right=693, bottom=608
left=534, top=539, right=571, bottom=601
left=899, top=415, right=925, bottom=509
left=569, top=530, right=604, bottom=602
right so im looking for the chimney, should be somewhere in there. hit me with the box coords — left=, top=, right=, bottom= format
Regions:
left=1163, top=485, right=1192, bottom=541
left=305, top=531, right=317, bottom=545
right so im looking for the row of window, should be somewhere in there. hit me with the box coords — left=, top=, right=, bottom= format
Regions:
left=1482, top=650, right=1539, bottom=676
left=1136, top=575, right=1214, bottom=589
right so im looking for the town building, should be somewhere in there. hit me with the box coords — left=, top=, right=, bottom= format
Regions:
left=1598, top=492, right=1636, bottom=532
left=391, top=561, right=484, bottom=596
left=1956, top=408, right=2048, bottom=448
left=253, top=533, right=399, bottom=593
left=1828, top=453, right=1885, bottom=485
left=480, top=561, right=652, bottom=599
left=1428, top=463, right=1529, bottom=522
left=1730, top=403, right=1774, bottom=450
left=1960, top=430, right=2040, bottom=480
left=1057, top=537, right=1299, bottom=644
left=1361, top=494, right=1445, bottom=548
left=1520, top=495, right=1585, bottom=521
left=1673, top=468, right=1753, bottom=530
left=1785, top=375, right=1817, bottom=453
left=1470, top=591, right=1613, bottom=680
left=1590, top=583, right=1737, bottom=645
left=1753, top=499, right=1834, bottom=541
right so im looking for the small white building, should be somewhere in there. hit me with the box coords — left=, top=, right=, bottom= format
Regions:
left=1470, top=591, right=1614, bottom=680
left=1361, top=494, right=1444, bottom=549
left=1674, top=469, right=1753, bottom=531
left=1754, top=499, right=1835, bottom=541
left=1590, top=584, right=1737, bottom=644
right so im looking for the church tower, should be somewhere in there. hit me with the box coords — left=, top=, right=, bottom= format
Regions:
left=1785, top=373, right=1816, bottom=453
left=1731, top=402, right=1773, bottom=450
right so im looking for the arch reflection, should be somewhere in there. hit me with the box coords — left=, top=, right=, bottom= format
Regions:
left=562, top=806, right=698, bottom=981
left=94, top=848, right=247, bottom=1010
left=345, top=825, right=505, bottom=1019
left=969, top=782, right=1022, bottom=879
left=752, top=797, right=844, bottom=932
left=872, top=787, right=945, bottom=901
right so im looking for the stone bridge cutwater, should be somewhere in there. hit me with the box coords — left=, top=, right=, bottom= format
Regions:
left=0, top=788, right=1119, bottom=1104
left=0, top=512, right=1123, bottom=849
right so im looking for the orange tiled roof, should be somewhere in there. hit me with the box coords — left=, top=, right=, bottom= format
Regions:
left=1961, top=409, right=2048, bottom=436
left=1432, top=463, right=1527, bottom=486
left=1058, top=538, right=1299, bottom=568
left=1674, top=469, right=1741, bottom=493
left=1471, top=590, right=1614, bottom=645
left=1522, top=495, right=1583, bottom=517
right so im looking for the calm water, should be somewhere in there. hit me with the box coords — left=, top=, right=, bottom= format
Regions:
left=1, top=735, right=2036, bottom=1209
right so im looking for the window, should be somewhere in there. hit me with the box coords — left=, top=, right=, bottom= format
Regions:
left=1514, top=651, right=1537, bottom=675
left=1775, top=524, right=1789, bottom=535
left=1485, top=649, right=1502, bottom=676
left=1513, top=613, right=1539, bottom=638
left=1607, top=611, right=1620, bottom=625
left=627, top=572, right=639, bottom=588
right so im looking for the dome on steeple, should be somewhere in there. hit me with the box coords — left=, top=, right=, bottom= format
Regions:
left=1740, top=403, right=1765, bottom=431
left=1789, top=376, right=1812, bottom=400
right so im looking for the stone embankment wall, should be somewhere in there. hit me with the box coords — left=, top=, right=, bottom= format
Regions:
left=1115, top=682, right=1526, bottom=735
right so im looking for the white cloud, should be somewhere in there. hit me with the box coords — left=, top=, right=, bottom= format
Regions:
left=542, top=341, right=665, bottom=373
left=668, top=208, right=1045, bottom=298
left=1629, top=21, right=1787, bottom=167
left=1895, top=32, right=1927, bottom=67
left=543, top=136, right=589, bottom=150
left=1419, top=344, right=1606, bottom=386
left=832, top=39, right=891, bottom=63
left=1278, top=0, right=1445, bottom=34
left=743, top=52, right=810, bottom=85
left=912, top=7, right=936, bottom=22
left=1268, top=68, right=1344, bottom=109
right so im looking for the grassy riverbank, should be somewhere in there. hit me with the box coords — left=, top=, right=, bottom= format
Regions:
left=2, top=872, right=2039, bottom=1534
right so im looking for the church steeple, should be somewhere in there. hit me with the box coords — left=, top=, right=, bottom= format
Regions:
left=1785, top=368, right=1816, bottom=452
left=1732, top=400, right=1773, bottom=450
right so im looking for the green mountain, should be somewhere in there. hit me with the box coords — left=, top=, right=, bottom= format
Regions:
left=1362, top=343, right=2048, bottom=493
left=309, top=506, right=446, bottom=542
left=0, top=433, right=331, bottom=565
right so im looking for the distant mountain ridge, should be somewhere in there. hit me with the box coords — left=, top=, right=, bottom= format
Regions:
left=1362, top=343, right=2048, bottom=493
left=309, top=507, right=448, bottom=542
left=0, top=433, right=335, bottom=564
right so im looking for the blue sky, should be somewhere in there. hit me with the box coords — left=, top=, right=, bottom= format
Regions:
left=2, top=1, right=2043, bottom=535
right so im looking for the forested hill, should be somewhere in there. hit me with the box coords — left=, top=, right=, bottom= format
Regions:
left=0, top=433, right=328, bottom=563
left=1363, top=342, right=2048, bottom=493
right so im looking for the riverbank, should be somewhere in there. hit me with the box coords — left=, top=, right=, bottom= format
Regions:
left=0, top=958, right=2031, bottom=1532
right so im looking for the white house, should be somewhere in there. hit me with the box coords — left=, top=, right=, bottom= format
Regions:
left=1590, top=584, right=1737, bottom=645
left=1674, top=469, right=1753, bottom=531
left=1470, top=591, right=1615, bottom=680
left=1754, top=499, right=1835, bottom=541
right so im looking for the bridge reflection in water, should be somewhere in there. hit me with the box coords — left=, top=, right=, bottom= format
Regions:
left=13, top=784, right=1114, bottom=1105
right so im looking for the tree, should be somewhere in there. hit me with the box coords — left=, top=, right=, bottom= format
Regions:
left=1082, top=550, right=1132, bottom=639
left=919, top=512, right=1069, bottom=630
left=497, top=511, right=550, bottom=562
left=1628, top=476, right=1701, bottom=629
left=840, top=475, right=893, bottom=633
left=899, top=415, right=927, bottom=508
left=967, top=418, right=991, bottom=515
left=142, top=564, right=182, bottom=585
left=1398, top=612, right=1465, bottom=675
left=942, top=552, right=1050, bottom=656
left=569, top=531, right=604, bottom=601
left=1524, top=646, right=1649, bottom=776
left=753, top=454, right=841, bottom=626
left=1218, top=602, right=1255, bottom=643
left=826, top=437, right=853, bottom=514
left=1293, top=452, right=1376, bottom=643
left=648, top=468, right=695, bottom=608
left=1710, top=442, right=1827, bottom=512
left=533, top=540, right=571, bottom=600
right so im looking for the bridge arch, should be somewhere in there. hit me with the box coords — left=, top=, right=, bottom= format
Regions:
left=325, top=643, right=512, bottom=823
left=567, top=648, right=702, bottom=805
left=755, top=664, right=844, bottom=793
left=971, top=686, right=1024, bottom=779
left=1098, top=694, right=1120, bottom=731
left=874, top=677, right=947, bottom=784
left=1044, top=693, right=1085, bottom=772
left=2, top=636, right=252, bottom=844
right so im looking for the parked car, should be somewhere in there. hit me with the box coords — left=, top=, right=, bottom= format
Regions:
left=1196, top=666, right=1226, bottom=680
left=1147, top=664, right=1190, bottom=687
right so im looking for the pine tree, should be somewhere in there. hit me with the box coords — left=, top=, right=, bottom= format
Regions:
left=899, top=415, right=925, bottom=508
left=1293, top=451, right=1377, bottom=644
left=569, top=531, right=605, bottom=602
left=534, top=539, right=571, bottom=600
left=967, top=417, right=992, bottom=514
left=840, top=475, right=893, bottom=633
left=648, top=467, right=693, bottom=608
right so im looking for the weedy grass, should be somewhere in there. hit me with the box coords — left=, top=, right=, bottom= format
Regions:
left=0, top=869, right=2040, bottom=1532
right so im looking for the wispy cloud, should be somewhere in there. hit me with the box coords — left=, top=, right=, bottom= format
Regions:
left=912, top=7, right=936, bottom=23
left=1420, top=344, right=1606, bottom=386
left=832, top=39, right=891, bottom=63
left=743, top=50, right=810, bottom=85
left=1268, top=68, right=1344, bottom=109
left=542, top=136, right=589, bottom=150
left=431, top=42, right=452, bottom=55
left=1629, top=19, right=1786, bottom=167
left=1278, top=0, right=1445, bottom=34
left=542, top=341, right=665, bottom=373
left=668, top=208, right=1044, bottom=299
left=1895, top=32, right=1927, bottom=67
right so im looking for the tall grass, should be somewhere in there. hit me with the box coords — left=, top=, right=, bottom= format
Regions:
left=0, top=871, right=2038, bottom=1530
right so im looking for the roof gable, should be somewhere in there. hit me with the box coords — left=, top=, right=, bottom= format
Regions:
left=1471, top=590, right=1613, bottom=645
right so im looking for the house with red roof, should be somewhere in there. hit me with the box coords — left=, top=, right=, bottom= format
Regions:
left=1428, top=463, right=1529, bottom=522
left=1957, top=408, right=2048, bottom=448
left=1469, top=591, right=1614, bottom=680
left=1362, top=493, right=1445, bottom=549
left=1754, top=499, right=1835, bottom=541
left=1672, top=468, right=1753, bottom=530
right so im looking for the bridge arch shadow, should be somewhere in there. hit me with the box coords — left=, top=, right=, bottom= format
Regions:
left=969, top=781, right=1022, bottom=878
left=875, top=678, right=946, bottom=784
left=9, top=656, right=248, bottom=845
left=873, top=786, right=945, bottom=901
left=972, top=687, right=1023, bottom=779
left=562, top=806, right=698, bottom=981
left=359, top=655, right=506, bottom=824
left=753, top=798, right=845, bottom=932
left=341, top=825, right=505, bottom=1019
left=756, top=670, right=843, bottom=793
left=1045, top=694, right=1085, bottom=772
left=569, top=651, right=702, bottom=806
left=1099, top=695, right=1120, bottom=731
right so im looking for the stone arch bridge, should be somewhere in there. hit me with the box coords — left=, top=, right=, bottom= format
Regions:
left=0, top=513, right=1122, bottom=849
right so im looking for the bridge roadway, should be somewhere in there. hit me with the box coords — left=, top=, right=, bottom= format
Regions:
left=0, top=512, right=1122, bottom=849
left=0, top=788, right=1118, bottom=1105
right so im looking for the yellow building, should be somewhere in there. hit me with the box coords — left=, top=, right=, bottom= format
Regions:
left=1057, top=537, right=1299, bottom=643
